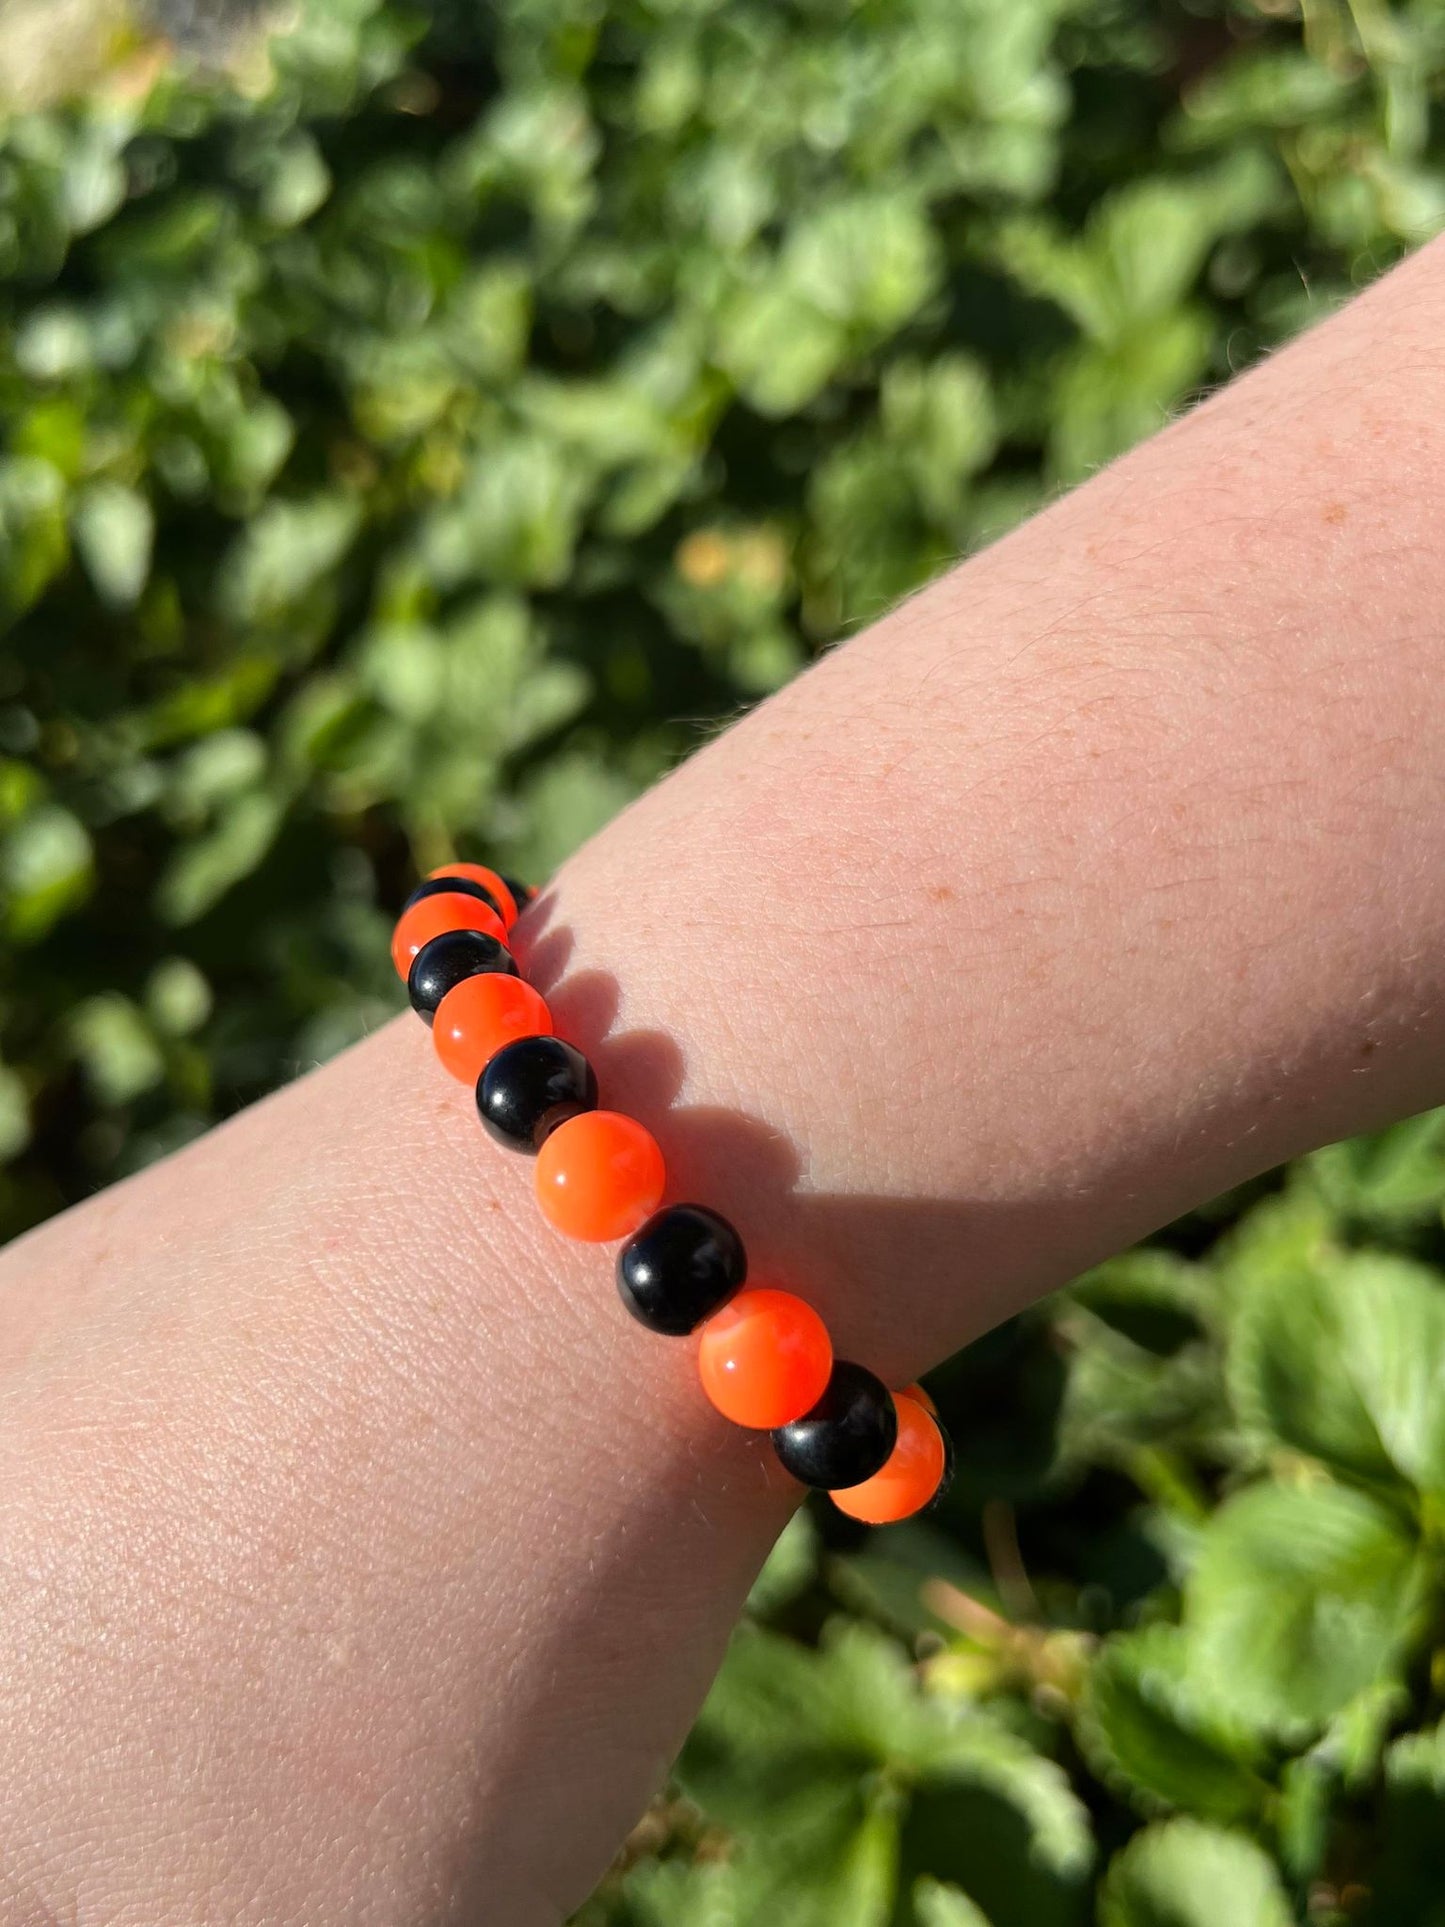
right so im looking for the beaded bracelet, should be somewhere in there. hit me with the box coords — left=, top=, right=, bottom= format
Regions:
left=391, top=864, right=954, bottom=1524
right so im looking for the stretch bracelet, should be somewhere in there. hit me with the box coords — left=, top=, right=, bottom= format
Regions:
left=391, top=864, right=954, bottom=1525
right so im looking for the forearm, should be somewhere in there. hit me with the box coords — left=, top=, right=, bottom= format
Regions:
left=4, top=237, right=1445, bottom=1924
left=0, top=1027, right=789, bottom=1925
left=566, top=231, right=1445, bottom=1373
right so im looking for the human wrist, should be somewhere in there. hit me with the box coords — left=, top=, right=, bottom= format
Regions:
left=0, top=988, right=792, bottom=1926
left=393, top=859, right=954, bottom=1520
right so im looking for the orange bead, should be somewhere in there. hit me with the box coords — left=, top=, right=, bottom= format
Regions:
left=832, top=1394, right=946, bottom=1524
left=697, top=1288, right=833, bottom=1430
left=433, top=975, right=552, bottom=1085
left=534, top=1110, right=666, bottom=1242
left=899, top=1380, right=939, bottom=1419
left=429, top=863, right=518, bottom=928
left=392, top=892, right=507, bottom=980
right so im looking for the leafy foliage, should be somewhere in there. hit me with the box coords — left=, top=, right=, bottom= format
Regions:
left=4, top=0, right=1445, bottom=1922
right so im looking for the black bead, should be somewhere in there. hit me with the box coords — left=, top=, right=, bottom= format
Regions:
left=476, top=1035, right=597, bottom=1153
left=498, top=872, right=534, bottom=911
left=402, top=875, right=504, bottom=918
left=617, top=1204, right=746, bottom=1336
left=771, top=1362, right=898, bottom=1491
left=407, top=928, right=517, bottom=1024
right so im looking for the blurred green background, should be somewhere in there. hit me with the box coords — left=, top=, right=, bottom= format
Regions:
left=4, top=1, right=1445, bottom=1921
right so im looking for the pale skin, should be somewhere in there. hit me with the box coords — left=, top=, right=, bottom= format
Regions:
left=2, top=232, right=1445, bottom=1924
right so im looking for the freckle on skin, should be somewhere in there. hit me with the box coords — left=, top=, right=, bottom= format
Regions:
left=1323, top=502, right=1348, bottom=525
left=928, top=884, right=954, bottom=904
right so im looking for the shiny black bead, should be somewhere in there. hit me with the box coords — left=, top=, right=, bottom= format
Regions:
left=617, top=1205, right=746, bottom=1336
left=498, top=872, right=534, bottom=911
left=402, top=875, right=504, bottom=918
left=407, top=928, right=517, bottom=1025
left=476, top=1035, right=597, bottom=1153
left=771, top=1362, right=898, bottom=1490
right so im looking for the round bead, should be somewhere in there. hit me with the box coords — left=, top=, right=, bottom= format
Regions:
left=429, top=863, right=518, bottom=928
left=477, top=1035, right=598, bottom=1153
left=899, top=1379, right=938, bottom=1419
left=696, top=1288, right=833, bottom=1430
left=617, top=1204, right=746, bottom=1336
left=498, top=873, right=535, bottom=913
left=534, top=1110, right=666, bottom=1241
left=831, top=1394, right=947, bottom=1524
left=770, top=1361, right=898, bottom=1490
left=407, top=928, right=518, bottom=1024
left=433, top=975, right=553, bottom=1085
left=404, top=874, right=505, bottom=919
left=392, top=892, right=506, bottom=981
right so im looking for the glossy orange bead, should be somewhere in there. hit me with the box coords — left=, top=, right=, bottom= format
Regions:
left=534, top=1110, right=666, bottom=1242
left=433, top=975, right=552, bottom=1084
left=832, top=1394, right=946, bottom=1524
left=697, top=1288, right=833, bottom=1430
left=392, top=892, right=507, bottom=979
left=899, top=1380, right=939, bottom=1419
left=429, top=863, right=518, bottom=928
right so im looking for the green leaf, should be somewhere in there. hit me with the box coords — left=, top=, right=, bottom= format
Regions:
left=155, top=789, right=286, bottom=925
left=1183, top=1480, right=1425, bottom=1738
left=1098, top=1819, right=1294, bottom=1927
left=921, top=1716, right=1094, bottom=1883
left=221, top=495, right=362, bottom=628
left=0, top=457, right=69, bottom=623
left=1214, top=1187, right=1336, bottom=1315
left=738, top=1784, right=900, bottom=1927
left=880, top=354, right=999, bottom=524
left=417, top=439, right=590, bottom=590
left=1230, top=1247, right=1445, bottom=1497
left=1056, top=1310, right=1223, bottom=1469
left=746, top=1508, right=818, bottom=1620
left=73, top=481, right=154, bottom=608
left=913, top=1879, right=994, bottom=1927
left=1177, top=49, right=1350, bottom=146
left=515, top=751, right=636, bottom=875
left=259, top=134, right=333, bottom=226
left=68, top=995, right=166, bottom=1107
left=683, top=1622, right=1090, bottom=1887
left=608, top=1858, right=737, bottom=1927
left=680, top=1631, right=907, bottom=1927
left=1368, top=1721, right=1445, bottom=1926
left=1276, top=1753, right=1332, bottom=1886
left=1303, top=1111, right=1445, bottom=1228
left=716, top=281, right=848, bottom=417
left=0, top=1061, right=32, bottom=1163
left=1068, top=1250, right=1213, bottom=1351
left=0, top=802, right=93, bottom=940
left=1383, top=1719, right=1445, bottom=1792
left=61, top=128, right=128, bottom=234
left=1321, top=1678, right=1411, bottom=1788
left=1086, top=156, right=1279, bottom=327
left=1079, top=1626, right=1267, bottom=1823
left=144, top=958, right=213, bottom=1039
left=14, top=307, right=93, bottom=380
left=786, top=194, right=941, bottom=336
